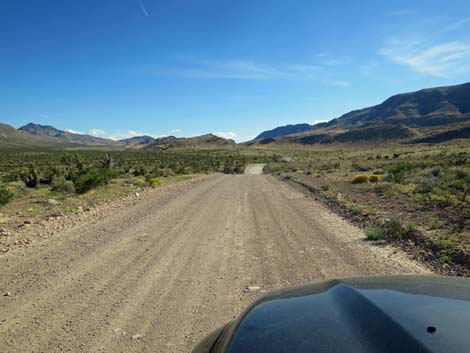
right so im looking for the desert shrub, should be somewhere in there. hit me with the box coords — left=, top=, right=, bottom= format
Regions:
left=450, top=169, right=470, bottom=202
left=364, top=223, right=384, bottom=240
left=386, top=215, right=403, bottom=238
left=431, top=166, right=444, bottom=178
left=74, top=167, right=118, bottom=194
left=0, top=185, right=15, bottom=206
left=416, top=175, right=439, bottom=194
left=385, top=163, right=409, bottom=184
left=161, top=168, right=175, bottom=177
left=369, top=174, right=381, bottom=183
left=354, top=164, right=370, bottom=172
left=385, top=215, right=417, bottom=239
left=402, top=224, right=417, bottom=238
left=133, top=178, right=148, bottom=187
left=149, top=177, right=162, bottom=188
left=352, top=174, right=370, bottom=184
left=52, top=177, right=76, bottom=193
left=1, top=173, right=18, bottom=183
left=434, top=234, right=451, bottom=251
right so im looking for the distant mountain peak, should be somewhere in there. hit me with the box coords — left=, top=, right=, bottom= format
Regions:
left=19, top=122, right=116, bottom=146
left=254, top=123, right=315, bottom=141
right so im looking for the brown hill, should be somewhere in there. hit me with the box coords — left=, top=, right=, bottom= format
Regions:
left=0, top=123, right=71, bottom=150
left=145, top=134, right=236, bottom=149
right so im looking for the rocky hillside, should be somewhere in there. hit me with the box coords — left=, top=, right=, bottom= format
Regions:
left=19, top=123, right=117, bottom=146
left=255, top=82, right=470, bottom=145
left=117, top=135, right=156, bottom=148
left=253, top=123, right=315, bottom=141
left=0, top=123, right=70, bottom=150
left=146, top=134, right=236, bottom=149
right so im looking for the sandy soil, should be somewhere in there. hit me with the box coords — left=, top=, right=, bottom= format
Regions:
left=0, top=174, right=429, bottom=353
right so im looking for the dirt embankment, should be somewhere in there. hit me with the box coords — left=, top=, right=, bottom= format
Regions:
left=0, top=174, right=428, bottom=353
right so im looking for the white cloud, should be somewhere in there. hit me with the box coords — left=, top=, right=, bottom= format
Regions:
left=107, top=130, right=154, bottom=140
left=171, top=129, right=183, bottom=133
left=313, top=119, right=329, bottom=124
left=66, top=129, right=84, bottom=134
left=214, top=131, right=237, bottom=140
left=89, top=128, right=106, bottom=136
left=380, top=38, right=470, bottom=77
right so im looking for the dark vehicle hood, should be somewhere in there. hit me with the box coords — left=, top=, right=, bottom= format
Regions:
left=195, top=275, right=470, bottom=353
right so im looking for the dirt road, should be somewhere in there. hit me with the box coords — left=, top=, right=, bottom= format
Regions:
left=243, top=163, right=266, bottom=175
left=0, top=174, right=429, bottom=353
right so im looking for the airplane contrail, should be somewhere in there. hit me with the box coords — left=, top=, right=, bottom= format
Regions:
left=138, top=0, right=149, bottom=17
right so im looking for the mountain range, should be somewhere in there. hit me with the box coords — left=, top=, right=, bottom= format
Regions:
left=0, top=122, right=236, bottom=151
left=252, top=82, right=470, bottom=145
left=19, top=123, right=117, bottom=146
left=1, top=82, right=470, bottom=150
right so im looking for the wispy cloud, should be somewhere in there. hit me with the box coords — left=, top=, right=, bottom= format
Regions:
left=141, top=59, right=350, bottom=88
left=380, top=38, right=470, bottom=77
left=160, top=60, right=276, bottom=80
left=214, top=131, right=237, bottom=140
left=89, top=128, right=106, bottom=136
left=322, top=78, right=351, bottom=88
left=138, top=0, right=149, bottom=17
left=171, top=129, right=183, bottom=133
left=445, top=18, right=470, bottom=33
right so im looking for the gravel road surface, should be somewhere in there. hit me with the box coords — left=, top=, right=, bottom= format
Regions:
left=0, top=174, right=429, bottom=353
left=243, top=163, right=266, bottom=175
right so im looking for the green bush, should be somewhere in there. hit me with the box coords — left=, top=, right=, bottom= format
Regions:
left=369, top=174, right=381, bottom=183
left=385, top=215, right=417, bottom=239
left=416, top=175, right=439, bottom=194
left=386, top=163, right=409, bottom=183
left=74, top=167, right=118, bottom=194
left=133, top=178, right=148, bottom=187
left=431, top=166, right=444, bottom=178
left=386, top=215, right=403, bottom=238
left=352, top=174, right=370, bottom=184
left=149, top=177, right=162, bottom=188
left=0, top=185, right=15, bottom=206
left=51, top=176, right=76, bottom=193
left=364, top=223, right=384, bottom=240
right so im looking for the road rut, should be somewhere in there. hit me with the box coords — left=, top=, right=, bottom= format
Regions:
left=0, top=175, right=429, bottom=353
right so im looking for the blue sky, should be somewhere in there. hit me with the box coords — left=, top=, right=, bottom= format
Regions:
left=1, top=0, right=469, bottom=142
